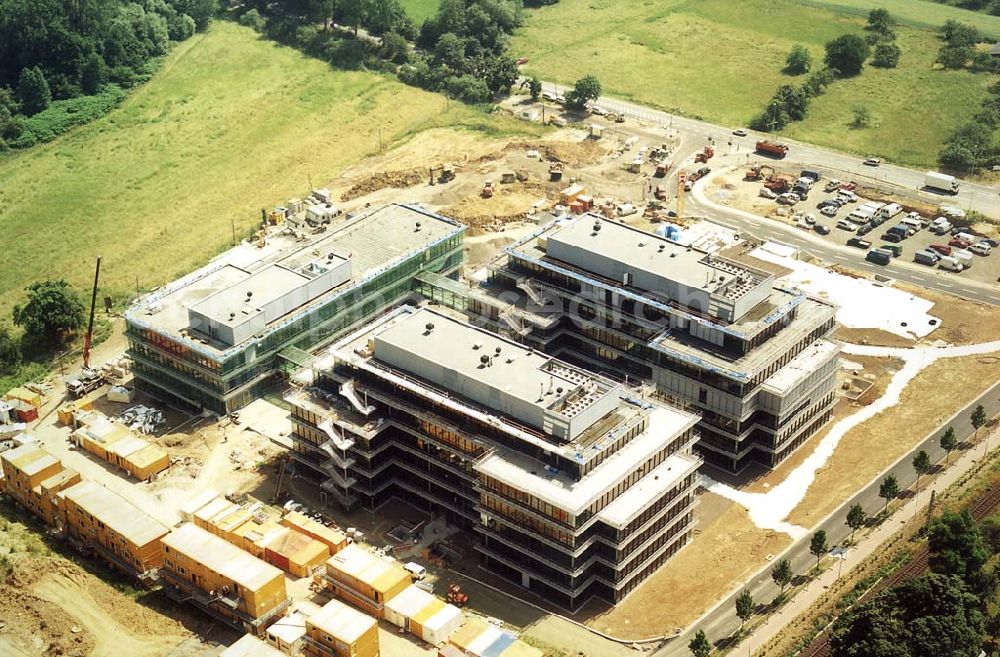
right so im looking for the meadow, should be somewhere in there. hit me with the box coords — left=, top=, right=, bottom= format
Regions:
left=511, top=0, right=995, bottom=166
left=0, top=21, right=533, bottom=317
left=399, top=0, right=441, bottom=24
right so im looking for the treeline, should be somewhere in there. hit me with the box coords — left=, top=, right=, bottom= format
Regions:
left=750, top=10, right=896, bottom=132
left=937, top=20, right=1000, bottom=172
left=928, top=0, right=1000, bottom=17
left=0, top=0, right=218, bottom=150
left=236, top=0, right=524, bottom=104
left=831, top=509, right=1000, bottom=656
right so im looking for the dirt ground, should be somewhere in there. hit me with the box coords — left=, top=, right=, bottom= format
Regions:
left=788, top=351, right=1000, bottom=527
left=894, top=280, right=1000, bottom=345
left=581, top=492, right=791, bottom=639
left=0, top=507, right=220, bottom=657
left=833, top=327, right=916, bottom=348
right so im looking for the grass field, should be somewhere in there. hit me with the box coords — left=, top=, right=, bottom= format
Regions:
left=512, top=0, right=994, bottom=166
left=399, top=0, right=440, bottom=24
left=0, top=21, right=536, bottom=318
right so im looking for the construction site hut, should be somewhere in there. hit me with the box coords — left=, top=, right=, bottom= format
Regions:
left=317, top=543, right=410, bottom=618
left=220, top=634, right=287, bottom=657
left=303, top=597, right=379, bottom=657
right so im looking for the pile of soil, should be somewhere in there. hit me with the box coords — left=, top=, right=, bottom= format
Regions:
left=0, top=558, right=95, bottom=657
left=340, top=168, right=426, bottom=201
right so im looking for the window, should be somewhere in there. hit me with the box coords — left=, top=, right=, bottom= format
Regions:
left=698, top=388, right=707, bottom=404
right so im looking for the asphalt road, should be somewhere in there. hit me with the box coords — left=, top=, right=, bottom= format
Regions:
left=537, top=81, right=1000, bottom=218
left=655, top=379, right=1000, bottom=657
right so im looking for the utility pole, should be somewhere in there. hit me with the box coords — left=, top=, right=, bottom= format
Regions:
left=82, top=256, right=102, bottom=370
left=231, top=218, right=237, bottom=246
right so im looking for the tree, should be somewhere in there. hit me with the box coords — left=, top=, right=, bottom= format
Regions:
left=11, top=280, right=85, bottom=348
left=970, top=404, right=987, bottom=439
left=802, top=66, right=835, bottom=97
left=339, top=0, right=370, bottom=35
left=565, top=74, right=601, bottom=110
left=871, top=42, right=901, bottom=68
left=688, top=629, right=712, bottom=657
left=16, top=67, right=50, bottom=116
left=239, top=9, right=267, bottom=32
left=824, top=34, right=871, bottom=77
left=177, top=0, right=218, bottom=32
left=735, top=589, right=754, bottom=631
left=771, top=558, right=793, bottom=593
left=773, top=84, right=809, bottom=121
left=941, top=19, right=981, bottom=48
left=940, top=426, right=958, bottom=463
left=80, top=53, right=107, bottom=95
left=938, top=45, right=973, bottom=69
left=912, top=449, right=931, bottom=489
left=527, top=76, right=542, bottom=101
left=379, top=30, right=409, bottom=63
left=0, top=326, right=21, bottom=375
left=851, top=105, right=871, bottom=128
left=929, top=510, right=989, bottom=583
left=846, top=504, right=867, bottom=541
left=482, top=54, right=518, bottom=96
left=866, top=8, right=896, bottom=41
left=784, top=45, right=812, bottom=75
left=879, top=474, right=899, bottom=514
left=830, top=573, right=985, bottom=657
left=434, top=33, right=467, bottom=72
left=810, top=530, right=828, bottom=568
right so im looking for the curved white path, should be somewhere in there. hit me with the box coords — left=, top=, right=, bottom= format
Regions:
left=705, top=340, right=1000, bottom=538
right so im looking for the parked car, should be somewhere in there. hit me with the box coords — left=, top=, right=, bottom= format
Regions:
left=847, top=237, right=872, bottom=249
left=805, top=214, right=817, bottom=225
left=777, top=192, right=800, bottom=205
left=970, top=242, right=992, bottom=256
left=824, top=179, right=842, bottom=193
left=857, top=223, right=873, bottom=236
left=732, top=128, right=748, bottom=137
left=949, top=237, right=971, bottom=248
left=929, top=244, right=952, bottom=256
left=882, top=232, right=903, bottom=243
left=820, top=205, right=838, bottom=217
left=837, top=191, right=858, bottom=203
left=814, top=224, right=830, bottom=235
left=759, top=188, right=777, bottom=199
left=836, top=219, right=859, bottom=232
left=863, top=158, right=881, bottom=166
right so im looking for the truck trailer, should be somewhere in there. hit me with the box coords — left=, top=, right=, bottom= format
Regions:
left=924, top=171, right=960, bottom=195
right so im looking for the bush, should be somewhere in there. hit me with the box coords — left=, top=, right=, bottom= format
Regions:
left=445, top=75, right=491, bottom=104
left=239, top=9, right=267, bottom=33
left=939, top=45, right=973, bottom=69
left=8, top=86, right=127, bottom=149
left=871, top=42, right=901, bottom=68
left=169, top=13, right=197, bottom=41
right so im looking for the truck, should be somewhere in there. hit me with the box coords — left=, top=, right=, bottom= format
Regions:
left=930, top=217, right=952, bottom=235
left=881, top=244, right=903, bottom=258
left=66, top=368, right=105, bottom=398
left=953, top=249, right=974, bottom=268
left=914, top=250, right=940, bottom=266
left=755, top=140, right=789, bottom=158
left=654, top=159, right=671, bottom=177
left=866, top=248, right=892, bottom=265
left=924, top=171, right=960, bottom=195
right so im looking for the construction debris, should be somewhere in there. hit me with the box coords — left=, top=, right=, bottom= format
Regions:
left=119, top=405, right=166, bottom=434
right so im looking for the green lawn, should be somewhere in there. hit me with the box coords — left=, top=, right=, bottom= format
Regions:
left=0, top=21, right=533, bottom=316
left=512, top=0, right=994, bottom=167
left=400, top=0, right=440, bottom=24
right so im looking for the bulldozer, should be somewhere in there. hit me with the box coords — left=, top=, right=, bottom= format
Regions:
left=429, top=164, right=455, bottom=185
left=481, top=180, right=494, bottom=199
left=745, top=164, right=775, bottom=181
left=548, top=162, right=564, bottom=182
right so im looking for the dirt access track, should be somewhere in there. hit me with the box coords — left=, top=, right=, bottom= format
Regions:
left=0, top=555, right=221, bottom=657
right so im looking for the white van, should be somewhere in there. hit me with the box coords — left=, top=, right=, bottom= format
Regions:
left=404, top=562, right=427, bottom=580
left=837, top=219, right=859, bottom=232
left=939, top=256, right=963, bottom=272
left=878, top=203, right=903, bottom=221
left=953, top=249, right=974, bottom=268
left=900, top=216, right=923, bottom=232
left=847, top=208, right=873, bottom=224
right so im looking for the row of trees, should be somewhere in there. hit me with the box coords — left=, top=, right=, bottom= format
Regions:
left=689, top=408, right=993, bottom=656
left=237, top=0, right=525, bottom=105
left=865, top=9, right=901, bottom=69
left=937, top=19, right=994, bottom=71
left=928, top=0, right=1000, bottom=16
left=0, top=0, right=217, bottom=149
left=939, top=76, right=1000, bottom=173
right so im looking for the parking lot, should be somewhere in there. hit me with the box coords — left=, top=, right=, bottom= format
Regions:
left=713, top=168, right=1000, bottom=286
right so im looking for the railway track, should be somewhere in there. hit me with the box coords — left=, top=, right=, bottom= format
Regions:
left=796, top=481, right=1000, bottom=657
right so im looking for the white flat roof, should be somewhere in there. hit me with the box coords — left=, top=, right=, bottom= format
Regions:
left=220, top=634, right=286, bottom=657
left=266, top=611, right=306, bottom=644
left=762, top=339, right=840, bottom=395
left=162, top=523, right=282, bottom=591
left=476, top=406, right=698, bottom=515
left=385, top=584, right=435, bottom=618
left=61, top=480, right=169, bottom=546
left=307, top=598, right=376, bottom=643
left=325, top=544, right=407, bottom=590
left=597, top=454, right=700, bottom=527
